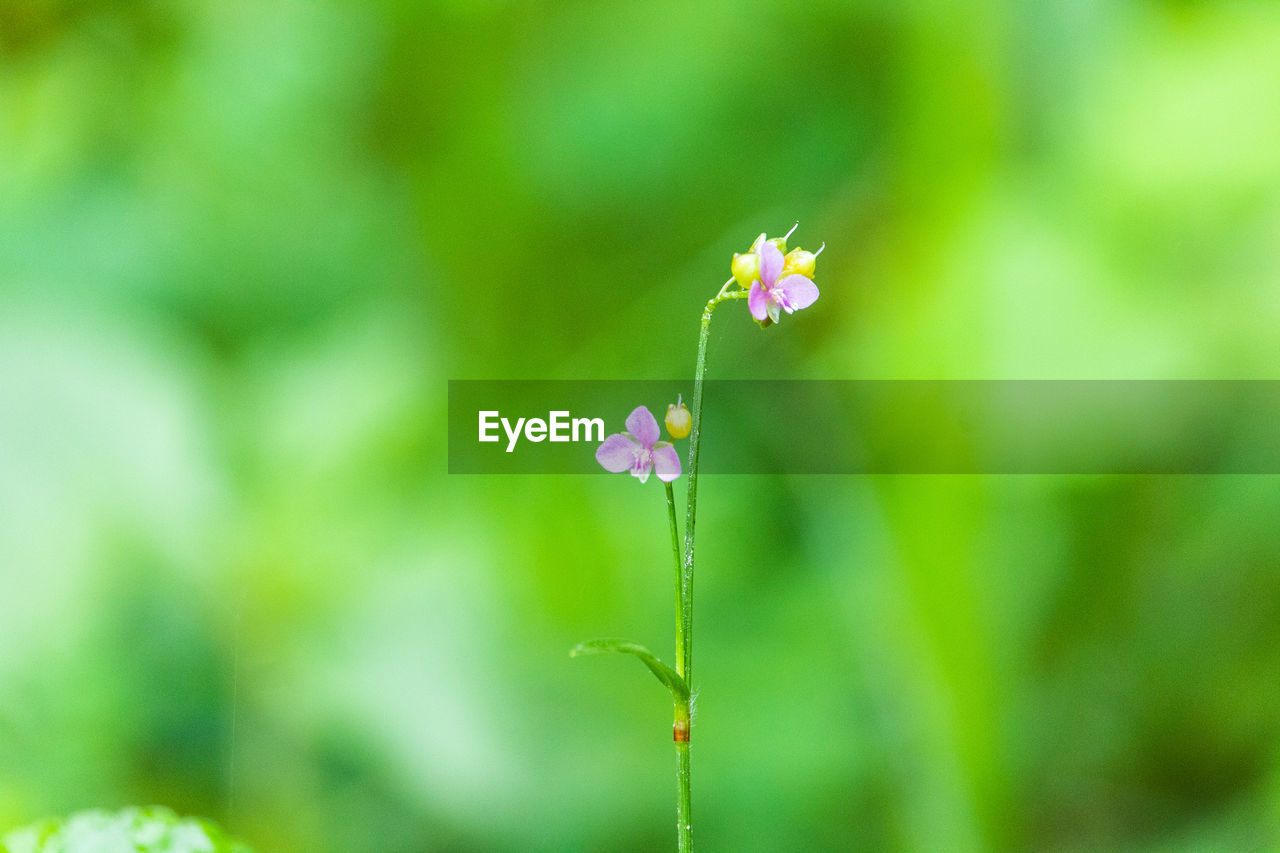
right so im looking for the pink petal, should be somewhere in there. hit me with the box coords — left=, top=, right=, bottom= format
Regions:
left=775, top=274, right=819, bottom=312
left=632, top=460, right=652, bottom=484
left=596, top=433, right=639, bottom=473
left=748, top=281, right=769, bottom=321
left=625, top=405, right=660, bottom=448
left=757, top=239, right=783, bottom=286
left=652, top=443, right=682, bottom=482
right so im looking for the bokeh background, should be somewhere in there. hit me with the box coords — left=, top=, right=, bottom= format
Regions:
left=3, top=1, right=1280, bottom=850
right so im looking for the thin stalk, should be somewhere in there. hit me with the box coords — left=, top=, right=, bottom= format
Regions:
left=672, top=278, right=745, bottom=853
left=664, top=481, right=685, bottom=677
left=681, top=280, right=745, bottom=681
left=676, top=738, right=692, bottom=850
left=666, top=481, right=691, bottom=851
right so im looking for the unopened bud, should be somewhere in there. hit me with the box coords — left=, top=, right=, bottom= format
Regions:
left=731, top=252, right=759, bottom=287
left=770, top=223, right=798, bottom=255
left=783, top=248, right=816, bottom=278
left=665, top=395, right=691, bottom=439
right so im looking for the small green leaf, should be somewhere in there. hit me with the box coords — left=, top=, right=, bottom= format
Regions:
left=570, top=638, right=689, bottom=703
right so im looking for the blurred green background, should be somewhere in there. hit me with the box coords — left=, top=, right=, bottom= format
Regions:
left=3, top=0, right=1280, bottom=850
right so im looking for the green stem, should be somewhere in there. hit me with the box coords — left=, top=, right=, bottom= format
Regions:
left=665, top=481, right=685, bottom=677
left=682, top=280, right=745, bottom=682
left=676, top=738, right=692, bottom=850
left=666, top=480, right=690, bottom=852
left=672, top=278, right=744, bottom=853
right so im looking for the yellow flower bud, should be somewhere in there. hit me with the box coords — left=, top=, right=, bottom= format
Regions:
left=731, top=252, right=759, bottom=287
left=747, top=224, right=798, bottom=256
left=766, top=223, right=797, bottom=255
left=782, top=248, right=816, bottom=278
left=665, top=395, right=691, bottom=439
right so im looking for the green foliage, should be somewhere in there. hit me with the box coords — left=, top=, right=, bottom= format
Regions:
left=1, top=808, right=251, bottom=853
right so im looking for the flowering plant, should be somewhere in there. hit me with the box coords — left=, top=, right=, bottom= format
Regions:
left=572, top=224, right=823, bottom=852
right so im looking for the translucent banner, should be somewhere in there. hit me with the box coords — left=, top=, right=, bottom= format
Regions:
left=447, top=380, right=1280, bottom=474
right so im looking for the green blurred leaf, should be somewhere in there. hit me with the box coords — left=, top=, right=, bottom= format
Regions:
left=1, top=807, right=252, bottom=853
left=570, top=638, right=689, bottom=703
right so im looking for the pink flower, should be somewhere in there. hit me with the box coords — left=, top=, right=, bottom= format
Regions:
left=595, top=406, right=682, bottom=484
left=748, top=239, right=820, bottom=324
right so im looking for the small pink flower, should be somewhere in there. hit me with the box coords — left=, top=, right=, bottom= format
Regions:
left=748, top=239, right=820, bottom=324
left=595, top=406, right=682, bottom=484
